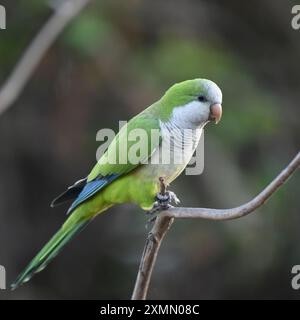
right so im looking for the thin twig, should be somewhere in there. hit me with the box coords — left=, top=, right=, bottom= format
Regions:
left=0, top=0, right=91, bottom=115
left=131, top=151, right=300, bottom=300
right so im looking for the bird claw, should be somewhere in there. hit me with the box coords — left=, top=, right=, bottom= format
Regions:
left=167, top=191, right=181, bottom=205
left=156, top=190, right=180, bottom=206
left=146, top=201, right=172, bottom=215
left=146, top=190, right=180, bottom=216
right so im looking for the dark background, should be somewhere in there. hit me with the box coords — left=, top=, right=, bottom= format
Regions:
left=0, top=0, right=299, bottom=299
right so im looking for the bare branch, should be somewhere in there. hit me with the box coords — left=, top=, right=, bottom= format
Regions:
left=131, top=215, right=174, bottom=300
left=0, top=0, right=91, bottom=115
left=132, top=151, right=300, bottom=300
left=167, top=151, right=300, bottom=220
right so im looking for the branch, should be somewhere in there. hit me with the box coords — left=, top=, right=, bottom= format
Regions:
left=0, top=0, right=91, bottom=115
left=131, top=151, right=300, bottom=300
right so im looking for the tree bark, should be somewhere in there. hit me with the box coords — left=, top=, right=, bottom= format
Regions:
left=131, top=151, right=300, bottom=300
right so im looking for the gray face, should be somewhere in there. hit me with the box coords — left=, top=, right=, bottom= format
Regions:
left=170, top=80, right=223, bottom=129
left=196, top=79, right=223, bottom=105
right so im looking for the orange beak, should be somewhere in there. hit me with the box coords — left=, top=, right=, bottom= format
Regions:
left=209, top=103, right=222, bottom=124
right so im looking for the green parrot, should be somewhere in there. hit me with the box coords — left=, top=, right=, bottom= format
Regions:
left=12, top=78, right=222, bottom=289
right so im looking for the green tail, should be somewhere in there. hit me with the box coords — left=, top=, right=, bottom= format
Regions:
left=11, top=218, right=91, bottom=290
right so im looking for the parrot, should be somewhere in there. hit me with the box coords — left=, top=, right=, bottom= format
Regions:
left=11, top=78, right=222, bottom=289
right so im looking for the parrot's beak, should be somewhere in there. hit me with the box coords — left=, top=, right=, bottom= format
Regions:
left=209, top=103, right=222, bottom=124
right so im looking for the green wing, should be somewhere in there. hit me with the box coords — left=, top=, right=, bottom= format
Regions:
left=51, top=109, right=161, bottom=214
left=88, top=111, right=161, bottom=181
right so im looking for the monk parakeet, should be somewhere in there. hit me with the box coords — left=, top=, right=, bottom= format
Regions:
left=12, top=78, right=222, bottom=289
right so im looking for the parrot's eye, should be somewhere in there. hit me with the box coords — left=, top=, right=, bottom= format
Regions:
left=198, top=95, right=207, bottom=102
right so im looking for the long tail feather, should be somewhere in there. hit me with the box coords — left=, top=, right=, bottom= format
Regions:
left=51, top=178, right=87, bottom=207
left=11, top=218, right=91, bottom=290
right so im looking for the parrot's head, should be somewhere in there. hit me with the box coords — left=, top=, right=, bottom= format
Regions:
left=159, top=78, right=222, bottom=129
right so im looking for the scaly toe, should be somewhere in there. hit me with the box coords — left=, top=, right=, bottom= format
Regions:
left=155, top=193, right=169, bottom=202
left=168, top=191, right=181, bottom=205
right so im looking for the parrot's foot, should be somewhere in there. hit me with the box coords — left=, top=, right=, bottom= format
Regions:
left=161, top=191, right=181, bottom=205
left=146, top=177, right=180, bottom=216
left=146, top=190, right=180, bottom=215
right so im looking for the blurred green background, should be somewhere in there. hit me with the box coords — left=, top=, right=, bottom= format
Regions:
left=0, top=0, right=299, bottom=299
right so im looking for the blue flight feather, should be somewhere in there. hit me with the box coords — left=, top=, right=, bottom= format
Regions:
left=67, top=174, right=119, bottom=214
